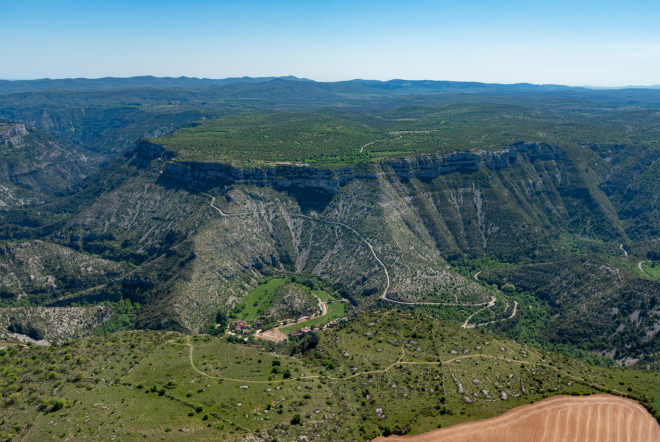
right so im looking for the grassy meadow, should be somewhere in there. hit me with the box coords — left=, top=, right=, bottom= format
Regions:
left=1, top=311, right=657, bottom=440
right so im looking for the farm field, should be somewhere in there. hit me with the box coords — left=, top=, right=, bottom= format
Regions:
left=280, top=301, right=346, bottom=335
left=231, top=277, right=289, bottom=323
left=374, top=394, right=659, bottom=442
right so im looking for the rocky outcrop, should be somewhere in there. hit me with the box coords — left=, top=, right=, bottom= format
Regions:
left=143, top=140, right=564, bottom=194
left=162, top=160, right=361, bottom=194
left=0, top=306, right=112, bottom=343
left=0, top=123, right=28, bottom=147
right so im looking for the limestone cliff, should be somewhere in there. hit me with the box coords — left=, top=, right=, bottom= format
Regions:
left=142, top=140, right=565, bottom=195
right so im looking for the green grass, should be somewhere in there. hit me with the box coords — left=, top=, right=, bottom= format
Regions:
left=231, top=278, right=336, bottom=326
left=312, top=289, right=336, bottom=303
left=280, top=302, right=346, bottom=335
left=640, top=260, right=660, bottom=280
left=0, top=311, right=658, bottom=440
left=232, top=278, right=288, bottom=322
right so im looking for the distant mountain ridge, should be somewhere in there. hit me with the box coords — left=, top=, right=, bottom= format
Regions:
left=0, top=75, right=311, bottom=94
left=0, top=75, right=597, bottom=95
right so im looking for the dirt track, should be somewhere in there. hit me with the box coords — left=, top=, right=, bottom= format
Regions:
left=373, top=394, right=659, bottom=442
left=254, top=295, right=328, bottom=342
left=205, top=194, right=513, bottom=327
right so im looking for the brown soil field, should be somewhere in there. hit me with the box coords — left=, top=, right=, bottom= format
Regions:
left=374, top=394, right=659, bottom=442
left=255, top=327, right=287, bottom=342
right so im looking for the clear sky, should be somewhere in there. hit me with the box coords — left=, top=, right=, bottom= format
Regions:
left=1, top=0, right=659, bottom=86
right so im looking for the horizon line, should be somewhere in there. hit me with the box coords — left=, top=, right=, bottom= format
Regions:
left=1, top=75, right=658, bottom=90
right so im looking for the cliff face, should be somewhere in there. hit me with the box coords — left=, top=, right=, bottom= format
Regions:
left=0, top=122, right=28, bottom=147
left=143, top=140, right=564, bottom=194
left=51, top=136, right=634, bottom=359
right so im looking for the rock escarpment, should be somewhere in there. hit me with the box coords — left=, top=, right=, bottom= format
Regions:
left=142, top=140, right=565, bottom=194
left=0, top=122, right=28, bottom=147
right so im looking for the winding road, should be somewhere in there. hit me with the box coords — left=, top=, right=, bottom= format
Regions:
left=254, top=294, right=328, bottom=342
left=163, top=334, right=643, bottom=438
left=359, top=139, right=385, bottom=153
left=175, top=335, right=629, bottom=398
left=204, top=193, right=516, bottom=329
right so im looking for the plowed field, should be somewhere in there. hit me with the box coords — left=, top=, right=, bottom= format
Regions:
left=374, top=394, right=659, bottom=442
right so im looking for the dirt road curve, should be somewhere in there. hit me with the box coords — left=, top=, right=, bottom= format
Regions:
left=255, top=296, right=328, bottom=342
left=204, top=193, right=514, bottom=327
left=373, top=394, right=659, bottom=442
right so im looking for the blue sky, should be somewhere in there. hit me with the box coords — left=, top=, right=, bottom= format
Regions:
left=1, top=0, right=659, bottom=85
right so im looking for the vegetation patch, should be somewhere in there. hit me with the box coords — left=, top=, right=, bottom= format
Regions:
left=2, top=311, right=657, bottom=440
left=154, top=104, right=660, bottom=168
left=280, top=301, right=346, bottom=335
left=231, top=277, right=289, bottom=324
left=229, top=276, right=340, bottom=334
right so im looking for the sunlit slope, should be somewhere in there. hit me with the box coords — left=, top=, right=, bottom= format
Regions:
left=0, top=311, right=657, bottom=441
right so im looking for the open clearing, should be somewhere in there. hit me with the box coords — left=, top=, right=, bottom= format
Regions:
left=374, top=394, right=659, bottom=442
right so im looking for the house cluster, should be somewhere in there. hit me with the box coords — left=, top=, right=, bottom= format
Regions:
left=290, top=327, right=313, bottom=338
left=228, top=320, right=252, bottom=336
left=325, top=319, right=341, bottom=329
left=325, top=317, right=348, bottom=329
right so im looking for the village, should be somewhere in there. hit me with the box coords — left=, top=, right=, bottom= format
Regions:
left=226, top=315, right=346, bottom=341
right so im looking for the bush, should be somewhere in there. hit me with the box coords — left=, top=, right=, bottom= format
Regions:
left=7, top=320, right=43, bottom=341
left=40, top=398, right=66, bottom=413
left=501, top=283, right=516, bottom=292
left=290, top=414, right=301, bottom=425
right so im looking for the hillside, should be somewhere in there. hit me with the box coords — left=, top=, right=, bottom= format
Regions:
left=0, top=240, right=127, bottom=303
left=0, top=122, right=652, bottom=366
left=0, top=77, right=657, bottom=442
left=0, top=78, right=656, bottom=370
left=0, top=122, right=100, bottom=207
left=0, top=311, right=657, bottom=441
left=480, top=255, right=660, bottom=367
